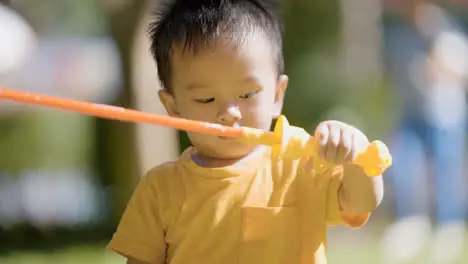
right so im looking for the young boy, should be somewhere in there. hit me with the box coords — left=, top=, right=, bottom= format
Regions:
left=108, top=0, right=384, bottom=263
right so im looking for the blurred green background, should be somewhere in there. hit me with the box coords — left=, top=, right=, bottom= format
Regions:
left=0, top=0, right=468, bottom=263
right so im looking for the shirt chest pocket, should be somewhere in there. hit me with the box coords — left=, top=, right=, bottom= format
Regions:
left=240, top=206, right=301, bottom=264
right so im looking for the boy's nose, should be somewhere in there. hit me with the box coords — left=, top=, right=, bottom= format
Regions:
left=217, top=104, right=242, bottom=125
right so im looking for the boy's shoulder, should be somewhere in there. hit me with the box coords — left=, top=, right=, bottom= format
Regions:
left=144, top=159, right=182, bottom=183
left=139, top=159, right=186, bottom=200
left=141, top=149, right=193, bottom=188
left=146, top=160, right=179, bottom=175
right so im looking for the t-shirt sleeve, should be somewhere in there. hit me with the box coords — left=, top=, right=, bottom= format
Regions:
left=107, top=172, right=167, bottom=264
left=325, top=166, right=371, bottom=229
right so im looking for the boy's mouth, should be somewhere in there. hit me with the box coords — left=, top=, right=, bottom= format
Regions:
left=217, top=123, right=241, bottom=140
left=218, top=136, right=236, bottom=140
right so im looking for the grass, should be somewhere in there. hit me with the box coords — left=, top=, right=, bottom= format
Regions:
left=328, top=240, right=468, bottom=264
left=327, top=225, right=468, bottom=264
left=1, top=230, right=467, bottom=264
left=0, top=244, right=124, bottom=264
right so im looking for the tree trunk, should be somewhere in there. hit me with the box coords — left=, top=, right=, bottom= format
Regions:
left=282, top=0, right=341, bottom=128
left=132, top=2, right=180, bottom=174
left=98, top=0, right=148, bottom=223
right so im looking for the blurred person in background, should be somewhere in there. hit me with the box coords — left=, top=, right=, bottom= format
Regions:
left=381, top=0, right=468, bottom=263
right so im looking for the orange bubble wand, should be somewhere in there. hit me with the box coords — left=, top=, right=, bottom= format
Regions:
left=0, top=88, right=391, bottom=176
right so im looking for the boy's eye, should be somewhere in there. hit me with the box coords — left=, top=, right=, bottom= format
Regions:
left=239, top=91, right=258, bottom=99
left=195, top=98, right=215, bottom=104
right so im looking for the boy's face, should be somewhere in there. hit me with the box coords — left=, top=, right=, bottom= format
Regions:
left=159, top=35, right=288, bottom=160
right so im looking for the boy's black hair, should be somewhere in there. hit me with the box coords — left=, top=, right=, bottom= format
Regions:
left=148, top=0, right=284, bottom=91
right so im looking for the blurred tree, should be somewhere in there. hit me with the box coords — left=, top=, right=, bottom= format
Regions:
left=337, top=0, right=392, bottom=138
left=282, top=0, right=342, bottom=130
left=98, top=0, right=148, bottom=222
left=282, top=0, right=392, bottom=139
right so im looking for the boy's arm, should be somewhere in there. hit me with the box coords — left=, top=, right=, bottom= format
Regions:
left=339, top=164, right=384, bottom=212
left=108, top=170, right=167, bottom=264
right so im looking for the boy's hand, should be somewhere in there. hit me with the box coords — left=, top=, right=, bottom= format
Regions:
left=314, top=120, right=369, bottom=164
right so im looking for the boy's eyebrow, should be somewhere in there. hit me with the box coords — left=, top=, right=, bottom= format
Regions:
left=243, top=76, right=263, bottom=89
left=186, top=76, right=260, bottom=90
left=186, top=83, right=210, bottom=91
left=244, top=76, right=259, bottom=84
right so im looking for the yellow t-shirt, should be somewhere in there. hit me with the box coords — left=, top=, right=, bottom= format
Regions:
left=108, top=146, right=370, bottom=264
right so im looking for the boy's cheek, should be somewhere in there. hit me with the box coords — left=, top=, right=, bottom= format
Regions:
left=179, top=107, right=216, bottom=122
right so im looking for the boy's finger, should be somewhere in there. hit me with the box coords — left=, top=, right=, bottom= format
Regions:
left=325, top=124, right=340, bottom=162
left=314, top=123, right=329, bottom=158
left=336, top=129, right=352, bottom=163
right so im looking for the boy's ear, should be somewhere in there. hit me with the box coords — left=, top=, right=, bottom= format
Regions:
left=158, top=90, right=180, bottom=117
left=273, top=74, right=288, bottom=118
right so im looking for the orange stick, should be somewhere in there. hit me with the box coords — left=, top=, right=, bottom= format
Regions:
left=0, top=88, right=392, bottom=176
left=0, top=88, right=254, bottom=138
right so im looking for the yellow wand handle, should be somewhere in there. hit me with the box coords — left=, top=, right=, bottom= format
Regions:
left=240, top=115, right=392, bottom=177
